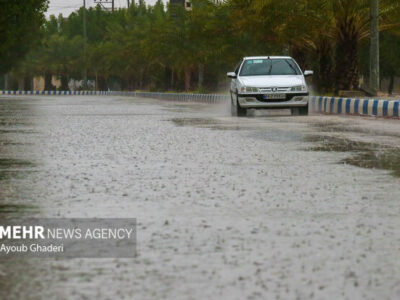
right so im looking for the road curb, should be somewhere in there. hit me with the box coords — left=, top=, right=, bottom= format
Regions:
left=0, top=90, right=229, bottom=103
left=310, top=96, right=400, bottom=118
left=0, top=90, right=105, bottom=96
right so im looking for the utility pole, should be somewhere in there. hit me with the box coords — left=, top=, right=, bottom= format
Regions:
left=127, top=0, right=130, bottom=9
left=370, top=0, right=379, bottom=96
left=83, top=0, right=88, bottom=88
left=94, top=0, right=115, bottom=12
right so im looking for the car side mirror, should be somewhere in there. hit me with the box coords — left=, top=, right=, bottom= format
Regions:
left=227, top=72, right=237, bottom=79
left=304, top=70, right=314, bottom=77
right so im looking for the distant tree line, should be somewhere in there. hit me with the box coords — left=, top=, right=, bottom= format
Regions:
left=3, top=0, right=400, bottom=94
left=0, top=0, right=48, bottom=88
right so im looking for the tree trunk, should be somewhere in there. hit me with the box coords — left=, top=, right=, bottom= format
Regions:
left=334, top=20, right=359, bottom=93
left=44, top=72, right=54, bottom=90
left=171, top=69, right=175, bottom=90
left=98, top=77, right=107, bottom=91
left=139, top=70, right=143, bottom=89
left=290, top=46, right=306, bottom=71
left=60, top=75, right=69, bottom=90
left=4, top=73, right=9, bottom=90
left=317, top=39, right=334, bottom=93
left=184, top=66, right=191, bottom=91
left=388, top=74, right=394, bottom=95
left=198, top=64, right=204, bottom=90
left=18, top=78, right=24, bottom=91
left=24, top=76, right=32, bottom=91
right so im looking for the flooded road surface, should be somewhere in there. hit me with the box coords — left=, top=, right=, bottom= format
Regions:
left=1, top=95, right=400, bottom=299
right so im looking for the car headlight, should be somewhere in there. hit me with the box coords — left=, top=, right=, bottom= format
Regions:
left=240, top=86, right=259, bottom=93
left=291, top=85, right=306, bottom=92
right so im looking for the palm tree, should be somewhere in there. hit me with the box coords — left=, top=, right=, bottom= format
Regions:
left=230, top=0, right=400, bottom=93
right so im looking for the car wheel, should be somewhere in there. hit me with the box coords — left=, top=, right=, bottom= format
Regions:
left=231, top=93, right=247, bottom=117
left=299, top=105, right=309, bottom=116
left=230, top=92, right=237, bottom=116
left=291, top=108, right=300, bottom=116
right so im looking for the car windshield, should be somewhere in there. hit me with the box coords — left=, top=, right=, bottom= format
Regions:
left=240, top=59, right=301, bottom=76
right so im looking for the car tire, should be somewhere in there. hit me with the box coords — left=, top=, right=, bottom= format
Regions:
left=291, top=106, right=308, bottom=116
left=299, top=105, right=309, bottom=116
left=291, top=108, right=299, bottom=116
left=231, top=92, right=247, bottom=117
left=230, top=92, right=236, bottom=116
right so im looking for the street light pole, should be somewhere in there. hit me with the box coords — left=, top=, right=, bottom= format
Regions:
left=370, top=0, right=379, bottom=96
left=83, top=0, right=88, bottom=89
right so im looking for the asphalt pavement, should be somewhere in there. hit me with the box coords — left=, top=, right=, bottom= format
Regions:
left=1, top=95, right=400, bottom=299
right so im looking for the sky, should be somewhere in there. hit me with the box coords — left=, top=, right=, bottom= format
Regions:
left=46, top=0, right=164, bottom=17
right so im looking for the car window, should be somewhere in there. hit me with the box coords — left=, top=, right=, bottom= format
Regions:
left=239, top=59, right=301, bottom=76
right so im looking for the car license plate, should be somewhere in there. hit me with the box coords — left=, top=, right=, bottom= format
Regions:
left=263, top=94, right=286, bottom=100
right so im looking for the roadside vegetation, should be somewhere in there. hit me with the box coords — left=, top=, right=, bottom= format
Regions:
left=0, top=0, right=48, bottom=80
left=2, top=0, right=400, bottom=94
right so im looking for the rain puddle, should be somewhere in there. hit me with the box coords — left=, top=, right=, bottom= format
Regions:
left=0, top=120, right=34, bottom=127
left=0, top=203, right=36, bottom=214
left=251, top=130, right=303, bottom=142
left=0, top=129, right=38, bottom=134
left=305, top=135, right=377, bottom=152
left=0, top=203, right=38, bottom=220
left=311, top=121, right=355, bottom=132
left=305, top=135, right=400, bottom=177
left=163, top=103, right=207, bottom=112
left=171, top=117, right=219, bottom=126
left=0, top=170, right=33, bottom=181
left=0, top=141, right=33, bottom=146
left=170, top=117, right=258, bottom=131
left=0, top=159, right=37, bottom=181
left=344, top=151, right=400, bottom=177
left=312, top=121, right=400, bottom=138
left=0, top=159, right=38, bottom=216
left=0, top=159, right=35, bottom=169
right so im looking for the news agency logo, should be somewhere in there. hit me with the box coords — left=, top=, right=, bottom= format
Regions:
left=0, top=226, right=45, bottom=239
left=0, top=219, right=137, bottom=258
left=0, top=225, right=134, bottom=240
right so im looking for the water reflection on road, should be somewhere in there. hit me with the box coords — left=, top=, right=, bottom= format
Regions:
left=0, top=99, right=39, bottom=218
left=0, top=98, right=41, bottom=299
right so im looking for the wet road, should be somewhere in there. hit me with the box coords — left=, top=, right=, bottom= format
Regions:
left=1, top=95, right=400, bottom=299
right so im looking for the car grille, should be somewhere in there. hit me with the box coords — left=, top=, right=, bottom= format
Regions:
left=258, top=87, right=291, bottom=93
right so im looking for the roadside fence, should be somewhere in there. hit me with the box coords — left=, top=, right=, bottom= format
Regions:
left=0, top=90, right=229, bottom=104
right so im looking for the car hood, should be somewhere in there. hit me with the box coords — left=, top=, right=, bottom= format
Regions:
left=239, top=75, right=305, bottom=87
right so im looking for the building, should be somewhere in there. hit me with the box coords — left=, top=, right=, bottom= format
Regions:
left=170, top=0, right=192, bottom=10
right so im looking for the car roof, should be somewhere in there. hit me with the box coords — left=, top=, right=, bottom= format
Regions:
left=243, top=56, right=292, bottom=60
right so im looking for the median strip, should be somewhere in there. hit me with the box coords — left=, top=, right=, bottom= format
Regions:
left=310, top=96, right=400, bottom=118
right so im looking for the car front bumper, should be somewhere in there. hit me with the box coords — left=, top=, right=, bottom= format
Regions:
left=237, top=93, right=309, bottom=109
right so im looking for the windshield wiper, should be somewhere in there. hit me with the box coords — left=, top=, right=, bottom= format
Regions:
left=268, top=62, right=273, bottom=75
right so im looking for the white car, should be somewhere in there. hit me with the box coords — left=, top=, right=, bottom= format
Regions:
left=227, top=56, right=313, bottom=116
